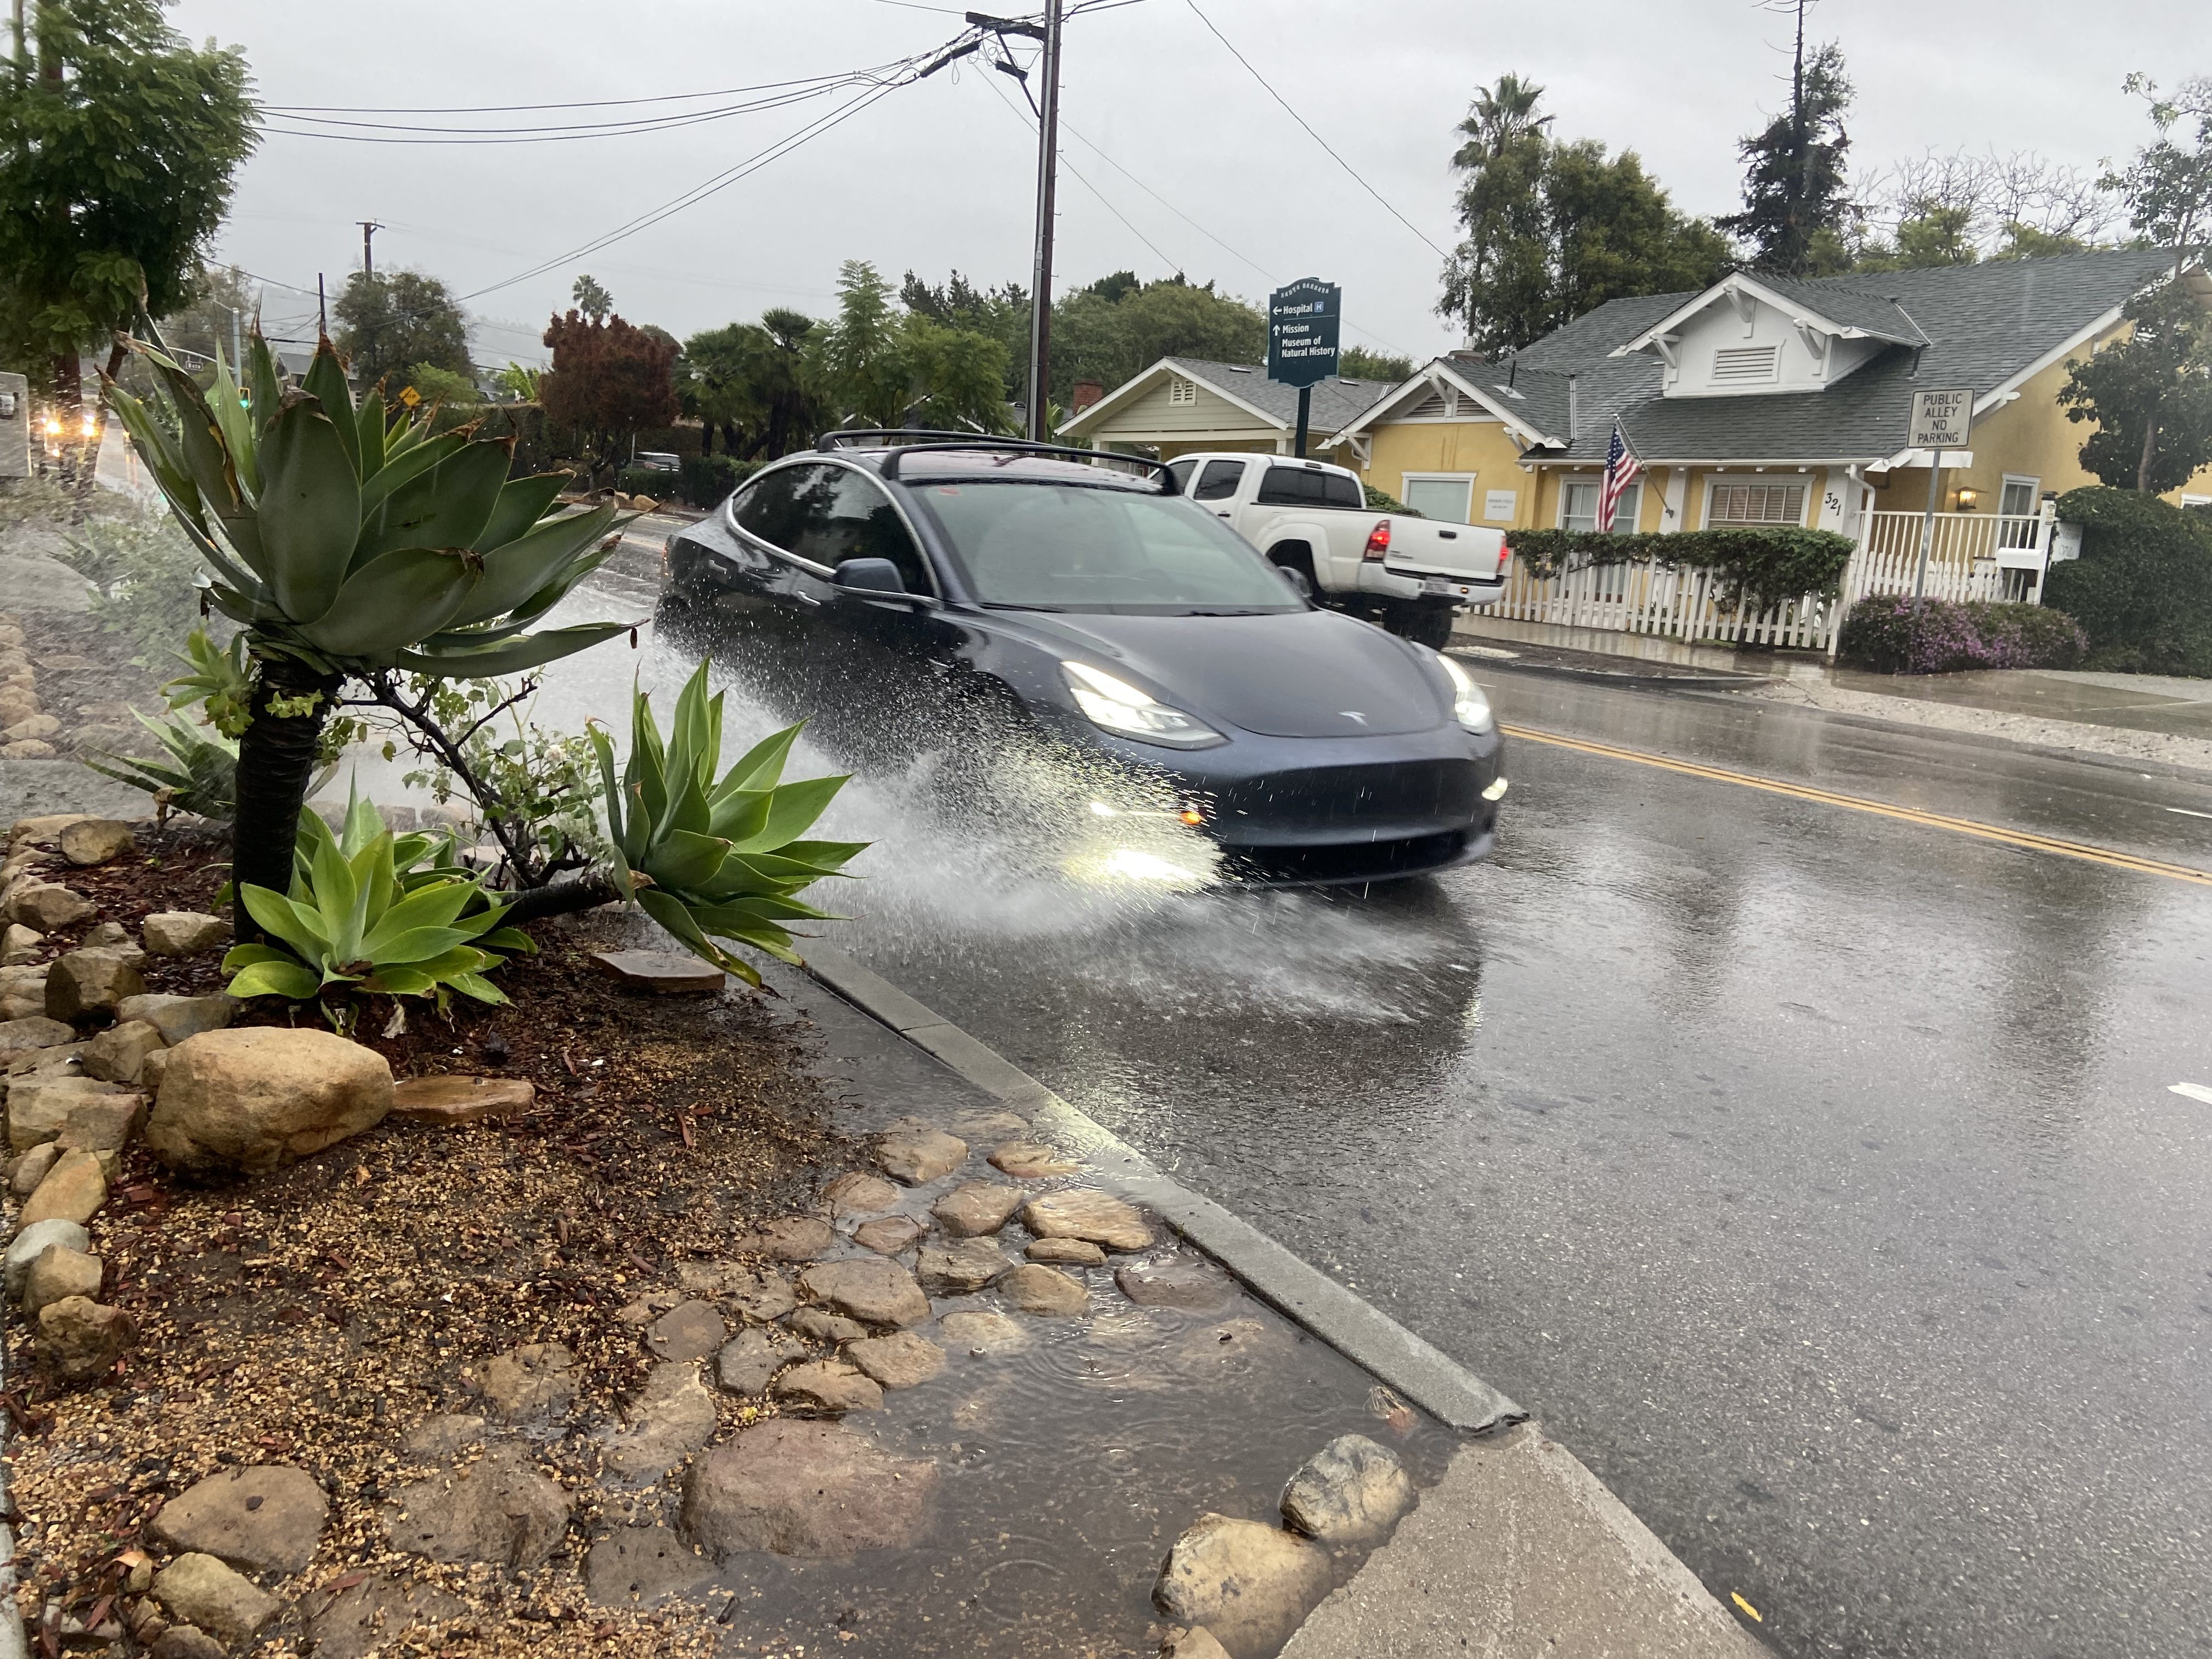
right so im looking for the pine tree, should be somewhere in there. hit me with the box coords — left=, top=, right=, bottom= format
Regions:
left=1717, top=8, right=1856, bottom=277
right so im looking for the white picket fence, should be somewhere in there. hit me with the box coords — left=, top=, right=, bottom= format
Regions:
left=1489, top=506, right=2051, bottom=654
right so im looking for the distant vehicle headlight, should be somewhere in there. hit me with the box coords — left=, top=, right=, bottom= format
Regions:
left=1060, top=660, right=1225, bottom=749
left=1436, top=651, right=1494, bottom=735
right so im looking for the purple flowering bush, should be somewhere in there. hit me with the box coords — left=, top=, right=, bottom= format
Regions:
left=1837, top=597, right=2089, bottom=675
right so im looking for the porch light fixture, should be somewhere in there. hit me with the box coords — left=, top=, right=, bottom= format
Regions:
left=1955, top=487, right=1979, bottom=510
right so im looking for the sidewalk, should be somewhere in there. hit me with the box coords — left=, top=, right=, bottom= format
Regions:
left=1453, top=613, right=2212, bottom=775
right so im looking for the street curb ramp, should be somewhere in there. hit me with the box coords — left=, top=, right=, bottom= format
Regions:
left=800, top=944, right=1771, bottom=1658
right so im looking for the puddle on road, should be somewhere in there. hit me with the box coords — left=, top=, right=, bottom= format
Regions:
left=675, top=1277, right=1455, bottom=1657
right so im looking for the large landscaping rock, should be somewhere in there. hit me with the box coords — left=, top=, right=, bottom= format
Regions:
left=932, top=1181, right=1024, bottom=1238
left=798, top=1259, right=930, bottom=1328
left=114, top=992, right=236, bottom=1045
left=22, top=1242, right=100, bottom=1319
left=736, top=1215, right=835, bottom=1261
left=874, top=1118, right=967, bottom=1184
left=602, top=1363, right=719, bottom=1485
left=583, top=1527, right=715, bottom=1610
left=44, top=947, right=144, bottom=1020
left=1001, top=1262, right=1087, bottom=1316
left=151, top=1553, right=276, bottom=1645
left=682, top=1420, right=936, bottom=1560
left=150, top=1464, right=329, bottom=1575
left=644, top=1299, right=727, bottom=1363
left=82, top=1020, right=165, bottom=1086
left=823, top=1171, right=900, bottom=1218
left=1021, top=1188, right=1154, bottom=1251
left=716, top=1326, right=806, bottom=1394
left=58, top=817, right=134, bottom=866
left=388, top=1073, right=534, bottom=1126
left=1279, top=1434, right=1413, bottom=1545
left=845, top=1331, right=945, bottom=1390
left=307, top=1574, right=468, bottom=1659
left=146, top=1027, right=392, bottom=1173
left=8, top=1074, right=134, bottom=1151
left=916, top=1237, right=1012, bottom=1296
left=382, top=1446, right=569, bottom=1569
left=4, top=882, right=92, bottom=932
left=0, top=1013, right=72, bottom=1056
left=772, top=1358, right=883, bottom=1414
left=38, top=1295, right=137, bottom=1383
left=475, top=1341, right=578, bottom=1424
left=853, top=1214, right=924, bottom=1255
left=18, top=1146, right=105, bottom=1228
left=5, top=1217, right=88, bottom=1296
left=140, top=911, right=228, bottom=957
left=1154, top=1514, right=1331, bottom=1659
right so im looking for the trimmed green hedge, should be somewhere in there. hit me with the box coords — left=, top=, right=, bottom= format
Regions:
left=677, top=454, right=760, bottom=507
left=2040, top=487, right=2212, bottom=676
left=1836, top=596, right=2086, bottom=674
left=1506, top=526, right=1857, bottom=607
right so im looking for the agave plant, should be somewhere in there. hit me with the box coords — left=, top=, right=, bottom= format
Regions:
left=102, top=332, right=631, bottom=929
left=83, top=708, right=241, bottom=821
left=588, top=664, right=866, bottom=985
left=223, top=792, right=532, bottom=1017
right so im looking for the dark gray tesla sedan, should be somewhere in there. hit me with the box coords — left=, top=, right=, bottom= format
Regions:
left=660, top=433, right=1505, bottom=885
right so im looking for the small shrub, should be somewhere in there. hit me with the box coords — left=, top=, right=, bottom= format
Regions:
left=678, top=453, right=759, bottom=508
left=1507, top=526, right=1857, bottom=608
left=1836, top=596, right=2087, bottom=674
left=1364, top=483, right=1418, bottom=515
left=2041, top=487, right=2212, bottom=678
left=616, top=465, right=673, bottom=499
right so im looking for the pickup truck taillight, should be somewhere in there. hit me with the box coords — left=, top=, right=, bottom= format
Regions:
left=1498, top=541, right=1513, bottom=572
left=1363, top=520, right=1391, bottom=561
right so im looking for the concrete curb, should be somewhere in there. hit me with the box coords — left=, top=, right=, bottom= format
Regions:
left=799, top=943, right=1523, bottom=1434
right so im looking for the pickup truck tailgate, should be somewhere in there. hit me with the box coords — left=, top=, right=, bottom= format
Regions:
left=1380, top=518, right=1505, bottom=582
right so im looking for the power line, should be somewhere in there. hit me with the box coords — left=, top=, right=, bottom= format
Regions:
left=457, top=31, right=978, bottom=304
left=262, top=81, right=866, bottom=145
left=1181, top=0, right=1448, bottom=259
left=976, top=68, right=1178, bottom=274
left=263, top=67, right=899, bottom=116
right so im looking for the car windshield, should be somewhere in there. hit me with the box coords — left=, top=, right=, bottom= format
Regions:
left=910, top=481, right=1302, bottom=614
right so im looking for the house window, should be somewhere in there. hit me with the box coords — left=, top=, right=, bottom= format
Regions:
left=1561, top=478, right=1640, bottom=533
left=1711, top=345, right=1779, bottom=385
left=1168, top=377, right=1197, bottom=405
left=1998, top=475, right=2041, bottom=548
left=1706, top=483, right=1805, bottom=526
left=1401, top=475, right=1475, bottom=523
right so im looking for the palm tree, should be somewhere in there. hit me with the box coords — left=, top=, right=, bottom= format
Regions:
left=1454, top=74, right=1552, bottom=167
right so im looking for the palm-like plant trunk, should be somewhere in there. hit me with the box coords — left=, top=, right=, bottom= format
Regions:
left=232, top=655, right=341, bottom=943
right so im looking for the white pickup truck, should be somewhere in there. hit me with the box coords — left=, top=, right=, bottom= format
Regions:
left=1165, top=452, right=1507, bottom=647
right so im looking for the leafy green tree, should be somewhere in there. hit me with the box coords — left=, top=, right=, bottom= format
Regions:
left=1340, top=346, right=1414, bottom=381
left=539, top=309, right=680, bottom=483
left=810, top=261, right=1012, bottom=432
left=1049, top=275, right=1267, bottom=402
left=1441, top=77, right=1729, bottom=353
left=2059, top=75, right=2212, bottom=492
left=1854, top=204, right=1980, bottom=272
left=399, top=362, right=481, bottom=406
left=0, top=0, right=255, bottom=449
left=571, top=273, right=613, bottom=322
left=1716, top=39, right=1855, bottom=276
left=332, top=269, right=471, bottom=391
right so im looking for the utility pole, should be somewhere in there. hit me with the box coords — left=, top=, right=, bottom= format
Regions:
left=317, top=274, right=327, bottom=338
left=966, top=5, right=1061, bottom=441
left=359, top=221, right=382, bottom=277
left=1025, top=1, right=1063, bottom=442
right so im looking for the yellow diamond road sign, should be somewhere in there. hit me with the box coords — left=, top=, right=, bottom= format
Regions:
left=398, top=385, right=421, bottom=408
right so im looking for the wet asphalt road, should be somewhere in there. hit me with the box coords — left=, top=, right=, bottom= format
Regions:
left=549, top=541, right=2212, bottom=1659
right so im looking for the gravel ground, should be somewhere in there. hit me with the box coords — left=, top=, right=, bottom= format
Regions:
left=1746, top=676, right=2212, bottom=774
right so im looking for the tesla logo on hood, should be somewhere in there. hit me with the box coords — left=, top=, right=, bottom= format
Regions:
left=1339, top=710, right=1368, bottom=725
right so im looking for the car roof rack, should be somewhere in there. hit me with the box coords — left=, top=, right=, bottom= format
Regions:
left=815, top=429, right=1178, bottom=493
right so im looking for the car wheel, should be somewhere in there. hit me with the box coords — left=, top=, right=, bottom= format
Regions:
left=1389, top=600, right=1458, bottom=650
left=1268, top=545, right=1318, bottom=601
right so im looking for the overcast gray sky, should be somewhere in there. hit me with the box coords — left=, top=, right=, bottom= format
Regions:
left=173, top=0, right=2200, bottom=371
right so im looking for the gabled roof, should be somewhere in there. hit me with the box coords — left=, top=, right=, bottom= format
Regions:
left=1500, top=250, right=2183, bottom=465
left=1610, top=270, right=1930, bottom=358
left=1060, top=356, right=1396, bottom=439
left=1339, top=356, right=1570, bottom=446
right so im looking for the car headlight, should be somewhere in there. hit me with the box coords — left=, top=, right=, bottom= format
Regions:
left=1060, top=661, right=1225, bottom=749
left=1436, top=651, right=1494, bottom=735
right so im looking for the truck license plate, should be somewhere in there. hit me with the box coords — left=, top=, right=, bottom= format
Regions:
left=1422, top=576, right=1464, bottom=596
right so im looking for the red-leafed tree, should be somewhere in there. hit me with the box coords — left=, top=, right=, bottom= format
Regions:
left=538, top=309, right=679, bottom=484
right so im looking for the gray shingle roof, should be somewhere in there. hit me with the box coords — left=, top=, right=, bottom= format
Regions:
left=1747, top=276, right=1929, bottom=344
left=1165, top=357, right=1397, bottom=435
left=1488, top=250, right=2178, bottom=464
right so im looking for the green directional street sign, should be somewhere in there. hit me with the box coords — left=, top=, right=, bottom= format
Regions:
left=1269, top=278, right=1340, bottom=459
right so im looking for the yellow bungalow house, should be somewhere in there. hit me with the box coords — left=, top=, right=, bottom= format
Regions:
left=1334, top=251, right=2212, bottom=602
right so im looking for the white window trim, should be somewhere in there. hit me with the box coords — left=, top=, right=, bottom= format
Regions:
left=1701, top=478, right=1809, bottom=529
left=1999, top=473, right=2042, bottom=511
left=2182, top=493, right=2212, bottom=507
left=1400, top=471, right=1477, bottom=522
left=1558, top=474, right=1642, bottom=534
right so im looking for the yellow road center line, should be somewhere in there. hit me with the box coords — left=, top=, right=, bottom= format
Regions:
left=1498, top=723, right=2212, bottom=889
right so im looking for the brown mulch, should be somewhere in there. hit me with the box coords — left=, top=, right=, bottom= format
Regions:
left=8, top=830, right=855, bottom=1656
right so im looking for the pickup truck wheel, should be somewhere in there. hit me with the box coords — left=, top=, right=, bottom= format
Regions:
left=1267, top=545, right=1318, bottom=601
left=1389, top=600, right=1459, bottom=650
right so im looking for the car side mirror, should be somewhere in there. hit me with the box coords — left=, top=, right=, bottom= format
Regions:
left=833, top=557, right=908, bottom=596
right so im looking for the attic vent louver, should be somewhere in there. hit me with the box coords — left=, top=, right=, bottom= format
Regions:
left=1168, top=376, right=1198, bottom=405
left=1711, top=345, right=1780, bottom=385
left=1404, top=386, right=1449, bottom=419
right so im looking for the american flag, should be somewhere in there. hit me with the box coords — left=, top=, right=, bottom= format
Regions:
left=1597, top=421, right=1641, bottom=533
